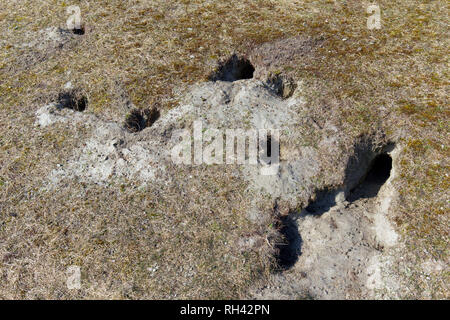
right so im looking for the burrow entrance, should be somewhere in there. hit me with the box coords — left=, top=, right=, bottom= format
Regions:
left=347, top=152, right=392, bottom=202
left=303, top=188, right=338, bottom=216
left=273, top=146, right=394, bottom=271
left=124, top=107, right=160, bottom=133
left=68, top=24, right=85, bottom=35
left=58, top=90, right=88, bottom=112
left=275, top=215, right=302, bottom=270
left=209, top=54, right=255, bottom=82
left=71, top=26, right=85, bottom=35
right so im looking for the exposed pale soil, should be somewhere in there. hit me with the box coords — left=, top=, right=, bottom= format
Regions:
left=35, top=69, right=402, bottom=299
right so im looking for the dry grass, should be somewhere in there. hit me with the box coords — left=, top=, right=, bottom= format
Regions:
left=0, top=0, right=448, bottom=298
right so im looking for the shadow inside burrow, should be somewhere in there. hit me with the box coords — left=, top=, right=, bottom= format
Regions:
left=209, top=54, right=255, bottom=82
left=302, top=188, right=337, bottom=216
left=275, top=215, right=302, bottom=271
left=57, top=90, right=87, bottom=112
left=347, top=152, right=392, bottom=202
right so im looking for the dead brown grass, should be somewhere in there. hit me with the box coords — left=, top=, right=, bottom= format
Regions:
left=0, top=0, right=448, bottom=299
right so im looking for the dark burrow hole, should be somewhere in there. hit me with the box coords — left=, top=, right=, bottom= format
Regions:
left=275, top=215, right=302, bottom=270
left=124, top=107, right=160, bottom=133
left=72, top=27, right=85, bottom=35
left=209, top=54, right=255, bottom=82
left=273, top=151, right=393, bottom=270
left=57, top=90, right=87, bottom=112
left=69, top=25, right=85, bottom=35
left=304, top=188, right=337, bottom=216
left=347, top=153, right=392, bottom=201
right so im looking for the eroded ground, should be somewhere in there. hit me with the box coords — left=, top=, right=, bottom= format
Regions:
left=0, top=1, right=448, bottom=299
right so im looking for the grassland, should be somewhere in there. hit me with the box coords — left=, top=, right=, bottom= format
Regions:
left=0, top=0, right=448, bottom=298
